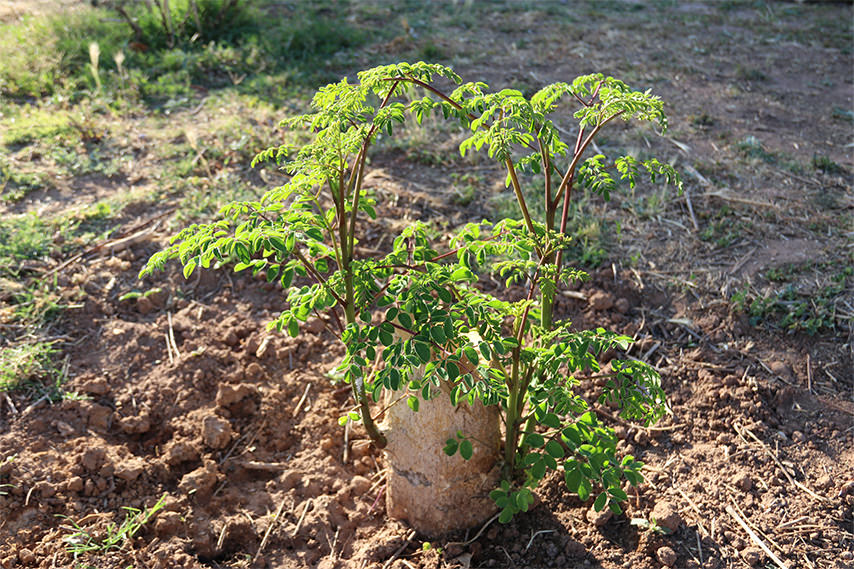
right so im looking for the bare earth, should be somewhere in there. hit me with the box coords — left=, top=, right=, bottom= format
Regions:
left=1, top=2, right=852, bottom=569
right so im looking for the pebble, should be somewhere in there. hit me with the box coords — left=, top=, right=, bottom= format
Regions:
left=34, top=480, right=55, bottom=498
left=650, top=501, right=682, bottom=533
left=791, top=430, right=806, bottom=443
left=734, top=472, right=753, bottom=491
left=80, top=448, right=106, bottom=472
left=66, top=476, right=84, bottom=493
left=656, top=546, right=677, bottom=567
left=741, top=546, right=762, bottom=566
left=115, top=459, right=145, bottom=481
left=224, top=329, right=239, bottom=347
left=589, top=291, right=615, bottom=311
left=18, top=549, right=35, bottom=565
left=179, top=460, right=219, bottom=499
left=202, top=415, right=234, bottom=449
left=586, top=504, right=613, bottom=527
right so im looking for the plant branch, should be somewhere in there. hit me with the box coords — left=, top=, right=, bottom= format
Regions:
left=291, top=249, right=345, bottom=307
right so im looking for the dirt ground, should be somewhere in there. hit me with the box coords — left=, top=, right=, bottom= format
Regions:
left=1, top=1, right=852, bottom=569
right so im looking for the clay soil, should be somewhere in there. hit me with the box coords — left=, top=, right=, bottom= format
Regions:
left=1, top=2, right=852, bottom=569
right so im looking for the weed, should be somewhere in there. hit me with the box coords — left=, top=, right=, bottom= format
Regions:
left=811, top=154, right=846, bottom=175
left=831, top=107, right=854, bottom=123
left=0, top=343, right=57, bottom=392
left=735, top=135, right=777, bottom=164
left=0, top=214, right=53, bottom=276
left=731, top=266, right=851, bottom=334
left=61, top=494, right=167, bottom=557
left=450, top=172, right=482, bottom=207
left=630, top=516, right=671, bottom=535
left=0, top=162, right=50, bottom=203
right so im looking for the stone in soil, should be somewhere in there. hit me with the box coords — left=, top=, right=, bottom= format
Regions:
left=179, top=460, right=219, bottom=500
left=650, top=501, right=682, bottom=533
left=741, top=546, right=763, bottom=566
left=656, top=545, right=677, bottom=567
left=202, top=414, right=234, bottom=449
left=589, top=291, right=615, bottom=311
left=587, top=504, right=613, bottom=527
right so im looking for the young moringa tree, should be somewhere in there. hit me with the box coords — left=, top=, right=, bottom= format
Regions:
left=141, top=61, right=678, bottom=533
left=381, top=70, right=681, bottom=521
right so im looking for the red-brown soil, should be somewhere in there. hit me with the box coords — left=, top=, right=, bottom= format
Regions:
left=1, top=1, right=852, bottom=569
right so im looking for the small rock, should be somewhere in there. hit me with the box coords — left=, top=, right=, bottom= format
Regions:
left=651, top=501, right=682, bottom=533
left=792, top=431, right=806, bottom=443
left=115, top=459, right=145, bottom=481
left=656, top=546, right=677, bottom=567
left=179, top=460, right=219, bottom=499
left=320, top=437, right=335, bottom=451
left=589, top=291, right=615, bottom=311
left=305, top=318, right=325, bottom=334
left=84, top=403, right=113, bottom=431
left=66, top=476, right=84, bottom=493
left=350, top=475, right=371, bottom=495
left=768, top=361, right=792, bottom=381
left=120, top=414, right=152, bottom=435
left=165, top=440, right=200, bottom=466
left=614, top=298, right=630, bottom=314
left=741, top=546, right=762, bottom=566
left=734, top=473, right=753, bottom=492
left=18, top=548, right=35, bottom=565
left=244, top=362, right=265, bottom=380
left=34, top=480, right=56, bottom=498
left=224, top=329, right=239, bottom=347
left=136, top=295, right=154, bottom=314
left=80, top=448, right=106, bottom=472
left=80, top=378, right=110, bottom=395
left=154, top=511, right=183, bottom=537
left=586, top=504, right=612, bottom=527
left=202, top=415, right=234, bottom=449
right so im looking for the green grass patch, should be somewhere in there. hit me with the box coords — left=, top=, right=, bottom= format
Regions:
left=731, top=265, right=852, bottom=335
left=1, top=1, right=367, bottom=107
left=0, top=342, right=57, bottom=392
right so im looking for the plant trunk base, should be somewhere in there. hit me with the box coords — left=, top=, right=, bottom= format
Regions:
left=382, top=381, right=501, bottom=537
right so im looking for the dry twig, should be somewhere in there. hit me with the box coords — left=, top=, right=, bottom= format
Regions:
left=726, top=505, right=790, bottom=569
left=382, top=529, right=417, bottom=569
left=254, top=494, right=289, bottom=563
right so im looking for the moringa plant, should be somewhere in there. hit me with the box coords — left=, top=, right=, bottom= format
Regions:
left=141, top=61, right=679, bottom=524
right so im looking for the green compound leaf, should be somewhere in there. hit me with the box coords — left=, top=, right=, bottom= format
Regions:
left=593, top=492, right=608, bottom=512
left=545, top=440, right=566, bottom=459
left=459, top=439, right=473, bottom=460
left=524, top=433, right=545, bottom=448
left=577, top=478, right=592, bottom=501
left=414, top=341, right=431, bottom=364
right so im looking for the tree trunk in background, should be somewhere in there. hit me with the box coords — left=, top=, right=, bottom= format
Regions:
left=382, top=379, right=501, bottom=536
